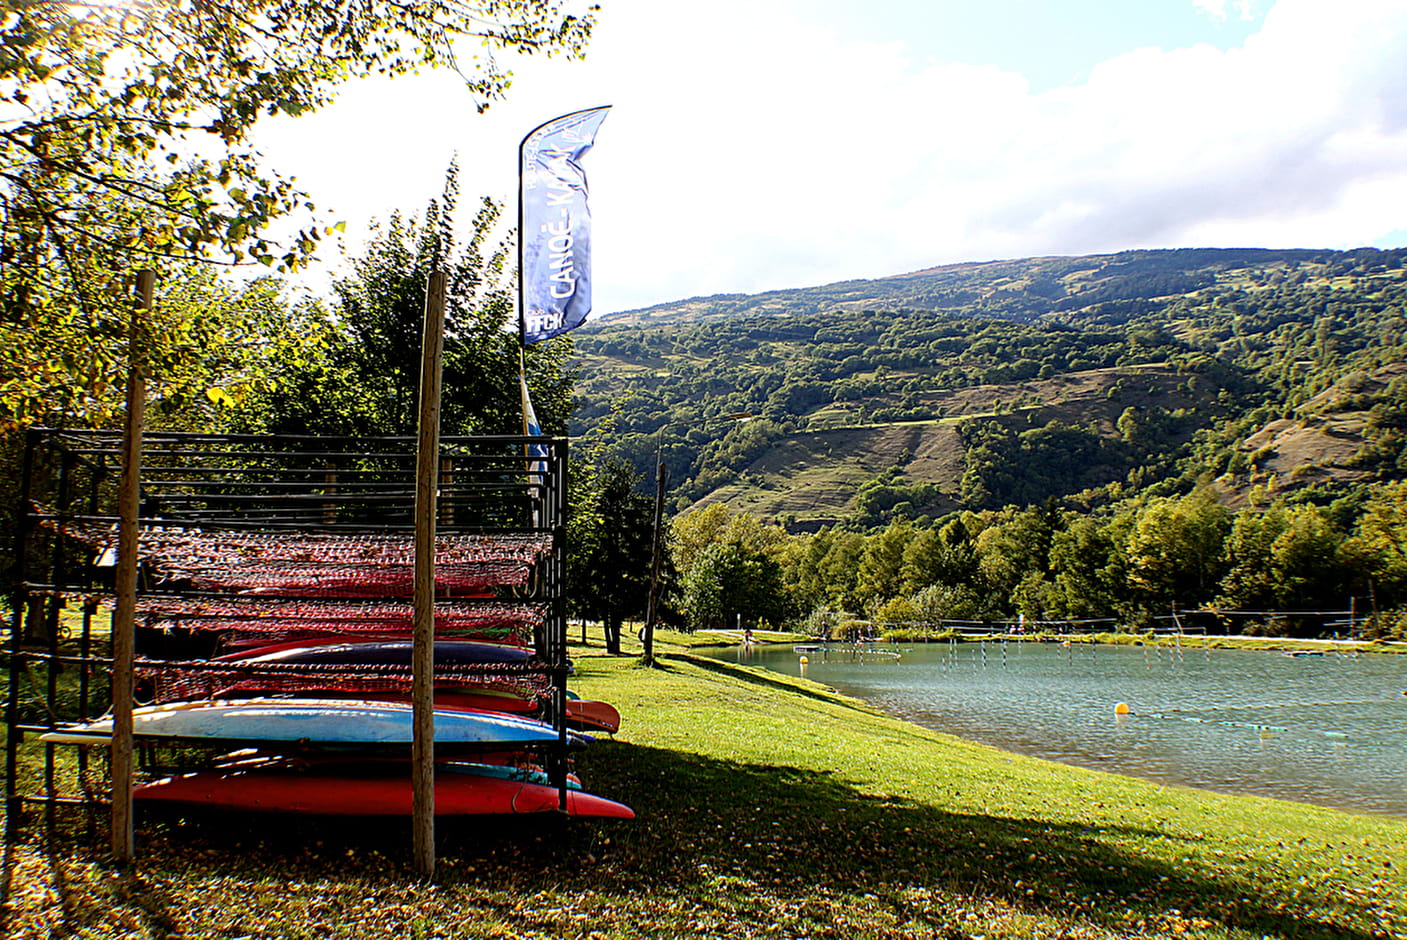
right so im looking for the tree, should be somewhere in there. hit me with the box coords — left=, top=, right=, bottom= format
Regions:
left=974, top=503, right=1061, bottom=609
left=1047, top=515, right=1121, bottom=619
left=670, top=504, right=787, bottom=579
left=1, top=0, right=593, bottom=428
left=681, top=542, right=795, bottom=632
left=1, top=259, right=306, bottom=430
left=236, top=169, right=573, bottom=437
left=1217, top=507, right=1290, bottom=610
left=570, top=461, right=656, bottom=655
left=1268, top=505, right=1356, bottom=613
left=900, top=513, right=981, bottom=593
left=854, top=519, right=913, bottom=614
left=670, top=504, right=734, bottom=576
left=1122, top=490, right=1230, bottom=611
left=1353, top=482, right=1407, bottom=608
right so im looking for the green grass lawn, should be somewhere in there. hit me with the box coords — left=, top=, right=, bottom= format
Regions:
left=2, top=631, right=1404, bottom=939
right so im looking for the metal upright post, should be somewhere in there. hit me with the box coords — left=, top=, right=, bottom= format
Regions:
left=4, top=429, right=39, bottom=835
left=412, top=269, right=446, bottom=879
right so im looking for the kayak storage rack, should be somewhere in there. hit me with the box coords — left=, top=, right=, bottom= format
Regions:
left=4, top=429, right=581, bottom=838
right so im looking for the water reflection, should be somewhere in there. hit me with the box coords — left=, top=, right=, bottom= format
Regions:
left=704, top=640, right=1407, bottom=818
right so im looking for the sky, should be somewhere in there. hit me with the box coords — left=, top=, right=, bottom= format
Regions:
left=254, top=0, right=1407, bottom=316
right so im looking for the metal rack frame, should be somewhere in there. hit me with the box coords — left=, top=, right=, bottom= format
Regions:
left=5, top=428, right=570, bottom=833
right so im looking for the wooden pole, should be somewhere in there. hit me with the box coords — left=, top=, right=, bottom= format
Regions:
left=111, top=268, right=154, bottom=864
left=642, top=459, right=667, bottom=667
left=412, top=269, right=446, bottom=879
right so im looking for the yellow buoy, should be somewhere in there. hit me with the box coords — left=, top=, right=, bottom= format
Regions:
left=799, top=655, right=809, bottom=665
left=1114, top=702, right=1131, bottom=716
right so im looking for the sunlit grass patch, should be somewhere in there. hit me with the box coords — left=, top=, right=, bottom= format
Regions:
left=3, top=632, right=1405, bottom=939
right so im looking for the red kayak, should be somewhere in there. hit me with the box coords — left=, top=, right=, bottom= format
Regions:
left=224, top=639, right=532, bottom=666
left=135, top=765, right=634, bottom=818
left=377, top=690, right=620, bottom=733
left=565, top=699, right=621, bottom=734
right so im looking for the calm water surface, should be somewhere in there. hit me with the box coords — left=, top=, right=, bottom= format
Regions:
left=699, top=640, right=1407, bottom=818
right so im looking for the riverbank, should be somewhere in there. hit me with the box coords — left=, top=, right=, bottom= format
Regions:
left=692, top=625, right=1407, bottom=656
left=4, top=634, right=1405, bottom=939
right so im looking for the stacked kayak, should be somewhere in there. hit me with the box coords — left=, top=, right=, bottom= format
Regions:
left=39, top=698, right=586, bottom=749
left=21, top=436, right=633, bottom=832
left=134, top=760, right=633, bottom=818
left=41, top=527, right=631, bottom=820
left=217, top=638, right=622, bottom=734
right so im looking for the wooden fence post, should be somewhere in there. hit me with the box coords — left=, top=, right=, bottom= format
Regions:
left=412, top=269, right=446, bottom=879
left=111, top=268, right=154, bottom=863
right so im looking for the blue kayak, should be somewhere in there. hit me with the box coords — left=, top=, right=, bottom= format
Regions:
left=40, top=699, right=585, bottom=748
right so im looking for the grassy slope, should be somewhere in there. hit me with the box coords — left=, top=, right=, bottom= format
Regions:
left=3, top=635, right=1405, bottom=939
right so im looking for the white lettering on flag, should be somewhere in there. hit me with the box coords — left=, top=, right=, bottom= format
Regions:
left=519, top=107, right=611, bottom=344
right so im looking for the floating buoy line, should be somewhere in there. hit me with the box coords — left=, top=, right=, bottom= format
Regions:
left=1112, top=698, right=1401, bottom=740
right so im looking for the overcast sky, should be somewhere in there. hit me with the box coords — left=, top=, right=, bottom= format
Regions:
left=254, top=0, right=1407, bottom=316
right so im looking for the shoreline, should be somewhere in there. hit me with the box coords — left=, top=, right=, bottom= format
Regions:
left=683, top=633, right=1407, bottom=821
left=693, top=626, right=1407, bottom=656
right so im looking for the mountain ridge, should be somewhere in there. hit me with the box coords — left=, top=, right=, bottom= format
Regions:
left=571, top=245, right=1407, bottom=529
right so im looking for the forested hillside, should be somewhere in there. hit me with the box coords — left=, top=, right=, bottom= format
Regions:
left=570, top=247, right=1407, bottom=636
left=572, top=246, right=1407, bottom=525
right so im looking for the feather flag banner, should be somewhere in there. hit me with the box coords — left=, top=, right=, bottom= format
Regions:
left=519, top=106, right=611, bottom=345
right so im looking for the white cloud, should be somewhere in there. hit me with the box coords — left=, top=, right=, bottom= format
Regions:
left=260, top=0, right=1407, bottom=313
left=1194, top=0, right=1261, bottom=22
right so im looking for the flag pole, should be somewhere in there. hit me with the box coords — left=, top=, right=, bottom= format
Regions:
left=520, top=347, right=530, bottom=437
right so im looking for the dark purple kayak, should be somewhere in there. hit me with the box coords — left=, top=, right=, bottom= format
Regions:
left=228, top=640, right=533, bottom=666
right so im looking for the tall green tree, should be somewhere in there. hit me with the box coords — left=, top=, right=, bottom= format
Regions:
left=238, top=170, right=573, bottom=437
left=1047, top=515, right=1122, bottom=620
left=1353, top=482, right=1407, bottom=607
left=854, top=519, right=914, bottom=614
left=1267, top=505, right=1356, bottom=612
left=1123, top=490, right=1230, bottom=612
left=1217, top=507, right=1291, bottom=610
left=570, top=461, right=657, bottom=655
left=681, top=541, right=795, bottom=632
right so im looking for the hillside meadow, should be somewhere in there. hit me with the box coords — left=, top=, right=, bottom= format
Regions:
left=3, top=629, right=1404, bottom=940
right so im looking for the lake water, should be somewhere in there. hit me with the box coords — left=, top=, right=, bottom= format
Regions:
left=699, top=639, right=1407, bottom=818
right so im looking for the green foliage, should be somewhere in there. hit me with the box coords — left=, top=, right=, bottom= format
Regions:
left=758, top=485, right=1407, bottom=637
left=569, top=460, right=658, bottom=654
left=573, top=246, right=1407, bottom=526
left=1122, top=490, right=1231, bottom=610
left=1, top=263, right=299, bottom=430
left=680, top=541, right=795, bottom=632
left=1, top=0, right=593, bottom=430
left=234, top=170, right=572, bottom=437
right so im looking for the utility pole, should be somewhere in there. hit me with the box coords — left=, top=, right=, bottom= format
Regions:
left=642, top=459, right=667, bottom=667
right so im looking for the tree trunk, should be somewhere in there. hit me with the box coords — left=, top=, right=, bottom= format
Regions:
left=604, top=613, right=622, bottom=655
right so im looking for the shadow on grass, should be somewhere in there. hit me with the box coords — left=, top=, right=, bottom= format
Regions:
left=559, top=743, right=1384, bottom=940
left=3, top=740, right=1386, bottom=940
left=2, top=742, right=1384, bottom=940
left=663, top=652, right=864, bottom=708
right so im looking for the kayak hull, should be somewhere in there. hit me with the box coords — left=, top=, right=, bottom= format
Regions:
left=226, top=639, right=532, bottom=666
left=40, top=699, right=580, bottom=748
left=135, top=766, right=634, bottom=818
